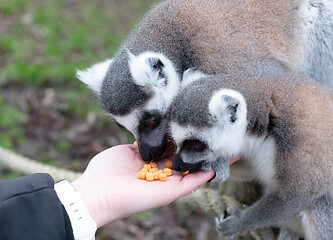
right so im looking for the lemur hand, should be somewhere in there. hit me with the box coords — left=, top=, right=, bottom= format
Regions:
left=203, top=157, right=230, bottom=182
left=216, top=208, right=245, bottom=239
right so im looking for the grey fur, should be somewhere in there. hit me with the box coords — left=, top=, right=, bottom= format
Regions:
left=304, top=193, right=333, bottom=240
left=170, top=73, right=297, bottom=138
left=98, top=0, right=333, bottom=116
left=169, top=78, right=216, bottom=128
left=300, top=0, right=333, bottom=90
left=79, top=0, right=333, bottom=161
left=99, top=0, right=306, bottom=116
left=101, top=49, right=151, bottom=115
left=169, top=73, right=333, bottom=239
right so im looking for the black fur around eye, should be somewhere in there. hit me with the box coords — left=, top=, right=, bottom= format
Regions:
left=139, top=111, right=162, bottom=131
left=183, top=139, right=206, bottom=152
left=145, top=119, right=158, bottom=128
left=193, top=142, right=205, bottom=151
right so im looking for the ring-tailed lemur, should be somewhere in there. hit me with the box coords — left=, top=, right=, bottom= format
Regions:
left=169, top=71, right=333, bottom=239
left=77, top=0, right=333, bottom=161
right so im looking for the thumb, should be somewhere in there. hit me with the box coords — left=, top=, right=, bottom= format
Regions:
left=177, top=170, right=215, bottom=198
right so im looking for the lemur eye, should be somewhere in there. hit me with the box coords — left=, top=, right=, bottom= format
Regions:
left=146, top=119, right=158, bottom=128
left=139, top=111, right=162, bottom=132
left=183, top=140, right=206, bottom=152
left=143, top=116, right=160, bottom=129
left=192, top=142, right=205, bottom=152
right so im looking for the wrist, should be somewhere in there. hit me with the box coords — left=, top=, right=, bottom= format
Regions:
left=72, top=176, right=115, bottom=227
left=55, top=180, right=97, bottom=240
left=70, top=178, right=100, bottom=225
left=72, top=176, right=126, bottom=227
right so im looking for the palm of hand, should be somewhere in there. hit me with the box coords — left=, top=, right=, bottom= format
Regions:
left=73, top=144, right=215, bottom=227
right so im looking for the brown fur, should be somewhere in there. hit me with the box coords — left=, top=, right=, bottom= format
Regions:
left=175, top=73, right=333, bottom=195
left=272, top=79, right=333, bottom=194
left=171, top=74, right=333, bottom=238
left=222, top=75, right=333, bottom=195
left=171, top=0, right=301, bottom=72
left=128, top=0, right=303, bottom=74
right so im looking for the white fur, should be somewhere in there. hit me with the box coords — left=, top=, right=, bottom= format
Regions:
left=298, top=0, right=320, bottom=70
left=298, top=0, right=333, bottom=73
left=113, top=109, right=142, bottom=139
left=128, top=51, right=180, bottom=113
left=301, top=211, right=315, bottom=240
left=76, top=59, right=113, bottom=94
left=208, top=89, right=248, bottom=158
left=181, top=69, right=208, bottom=89
left=171, top=119, right=277, bottom=188
left=170, top=87, right=276, bottom=187
left=171, top=88, right=248, bottom=160
left=169, top=123, right=193, bottom=152
left=241, top=134, right=277, bottom=189
left=299, top=0, right=333, bottom=35
left=299, top=0, right=319, bottom=32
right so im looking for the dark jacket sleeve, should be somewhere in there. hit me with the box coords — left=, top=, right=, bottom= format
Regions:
left=0, top=173, right=74, bottom=240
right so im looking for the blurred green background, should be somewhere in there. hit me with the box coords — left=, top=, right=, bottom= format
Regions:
left=0, top=1, right=219, bottom=239
left=0, top=0, right=158, bottom=175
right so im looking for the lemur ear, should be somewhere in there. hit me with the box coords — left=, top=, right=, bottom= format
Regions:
left=148, top=57, right=164, bottom=71
left=221, top=95, right=240, bottom=123
left=128, top=50, right=169, bottom=87
left=147, top=57, right=165, bottom=79
left=209, top=90, right=241, bottom=124
left=76, top=59, right=113, bottom=94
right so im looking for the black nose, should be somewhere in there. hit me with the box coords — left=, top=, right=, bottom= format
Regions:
left=139, top=141, right=167, bottom=161
left=137, top=111, right=169, bottom=161
left=173, top=155, right=204, bottom=173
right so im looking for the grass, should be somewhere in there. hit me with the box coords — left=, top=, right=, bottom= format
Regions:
left=0, top=0, right=158, bottom=172
left=0, top=96, right=26, bottom=148
left=0, top=0, right=141, bottom=86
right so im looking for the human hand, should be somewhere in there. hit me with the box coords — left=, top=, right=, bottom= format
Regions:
left=72, top=144, right=215, bottom=228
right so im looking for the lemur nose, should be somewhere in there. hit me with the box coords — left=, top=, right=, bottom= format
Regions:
left=173, top=154, right=204, bottom=173
left=139, top=141, right=167, bottom=161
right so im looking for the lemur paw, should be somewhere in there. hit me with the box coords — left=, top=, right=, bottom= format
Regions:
left=211, top=157, right=229, bottom=182
left=213, top=167, right=229, bottom=182
left=216, top=209, right=244, bottom=239
left=202, top=158, right=229, bottom=182
left=202, top=161, right=213, bottom=172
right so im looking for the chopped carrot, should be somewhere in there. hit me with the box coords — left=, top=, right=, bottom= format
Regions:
left=137, top=161, right=173, bottom=181
left=165, top=161, right=173, bottom=169
left=137, top=171, right=146, bottom=180
left=159, top=173, right=168, bottom=181
left=149, top=167, right=156, bottom=173
left=149, top=161, right=157, bottom=168
left=163, top=168, right=173, bottom=176
left=145, top=172, right=155, bottom=181
left=143, top=164, right=151, bottom=171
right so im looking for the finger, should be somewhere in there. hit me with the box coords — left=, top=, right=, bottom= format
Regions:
left=176, top=170, right=215, bottom=197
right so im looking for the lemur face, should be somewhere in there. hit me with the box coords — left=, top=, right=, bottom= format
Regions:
left=169, top=126, right=219, bottom=173
left=170, top=87, right=248, bottom=173
left=77, top=50, right=180, bottom=161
